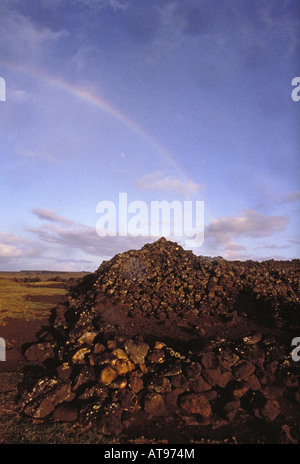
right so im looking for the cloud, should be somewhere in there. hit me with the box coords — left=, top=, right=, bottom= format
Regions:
left=0, top=227, right=101, bottom=271
left=0, top=205, right=294, bottom=271
left=288, top=238, right=300, bottom=245
left=257, top=243, right=289, bottom=250
left=28, top=221, right=155, bottom=259
left=219, top=241, right=248, bottom=260
left=1, top=206, right=200, bottom=270
left=282, top=190, right=300, bottom=204
left=77, top=0, right=128, bottom=11
left=222, top=249, right=248, bottom=261
left=28, top=207, right=158, bottom=259
left=228, top=0, right=300, bottom=70
left=69, top=45, right=96, bottom=72
left=187, top=208, right=290, bottom=259
left=0, top=232, right=44, bottom=268
left=0, top=243, right=23, bottom=258
left=0, top=2, right=68, bottom=64
left=224, top=241, right=247, bottom=252
left=10, top=89, right=30, bottom=103
left=32, top=208, right=75, bottom=225
left=206, top=209, right=288, bottom=243
left=31, top=207, right=289, bottom=264
left=136, top=171, right=202, bottom=195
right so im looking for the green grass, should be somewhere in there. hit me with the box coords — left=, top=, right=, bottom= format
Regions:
left=0, top=278, right=67, bottom=323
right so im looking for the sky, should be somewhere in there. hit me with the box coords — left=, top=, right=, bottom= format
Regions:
left=0, top=0, right=299, bottom=271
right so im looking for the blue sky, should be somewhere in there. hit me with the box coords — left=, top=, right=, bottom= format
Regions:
left=0, top=0, right=299, bottom=271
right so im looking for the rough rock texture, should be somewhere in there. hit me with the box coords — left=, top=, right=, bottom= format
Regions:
left=18, top=238, right=300, bottom=443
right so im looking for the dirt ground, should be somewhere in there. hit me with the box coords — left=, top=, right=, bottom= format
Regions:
left=1, top=306, right=298, bottom=444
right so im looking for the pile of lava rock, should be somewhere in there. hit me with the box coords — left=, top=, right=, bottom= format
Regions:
left=19, top=238, right=299, bottom=443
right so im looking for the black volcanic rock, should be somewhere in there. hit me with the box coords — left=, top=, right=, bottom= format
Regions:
left=19, top=239, right=300, bottom=443
left=53, top=237, right=300, bottom=330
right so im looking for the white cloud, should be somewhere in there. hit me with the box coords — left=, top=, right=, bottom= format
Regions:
left=206, top=209, right=288, bottom=243
left=29, top=208, right=289, bottom=263
left=28, top=221, right=155, bottom=259
left=0, top=232, right=44, bottom=268
left=0, top=243, right=22, bottom=258
left=28, top=208, right=156, bottom=259
left=0, top=205, right=294, bottom=271
left=32, top=208, right=75, bottom=225
left=224, top=241, right=247, bottom=252
left=136, top=171, right=202, bottom=195
left=190, top=208, right=291, bottom=260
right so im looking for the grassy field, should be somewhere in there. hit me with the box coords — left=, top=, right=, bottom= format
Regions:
left=0, top=271, right=88, bottom=324
left=0, top=278, right=66, bottom=323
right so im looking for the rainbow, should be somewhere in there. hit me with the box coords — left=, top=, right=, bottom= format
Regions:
left=0, top=61, right=199, bottom=196
left=1, top=61, right=219, bottom=242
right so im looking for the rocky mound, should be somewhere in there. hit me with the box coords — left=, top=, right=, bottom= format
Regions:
left=19, top=238, right=300, bottom=443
